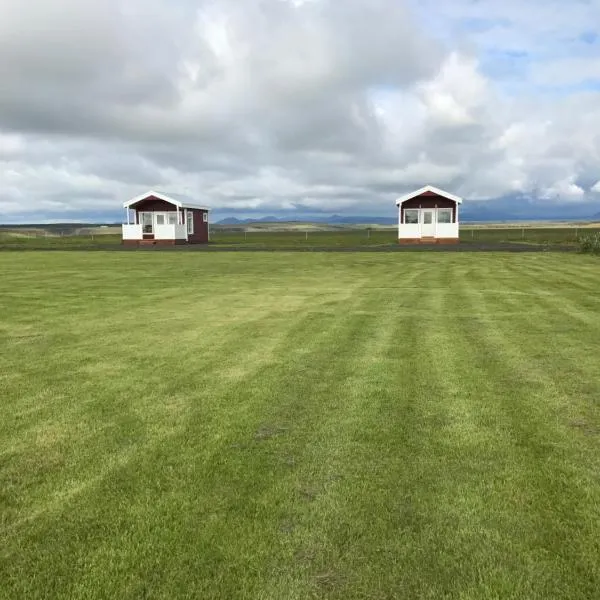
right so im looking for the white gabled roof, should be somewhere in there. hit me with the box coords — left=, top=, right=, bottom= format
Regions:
left=395, top=185, right=463, bottom=206
left=123, top=190, right=210, bottom=211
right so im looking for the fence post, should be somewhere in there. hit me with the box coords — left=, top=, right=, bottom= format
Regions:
left=244, top=231, right=247, bottom=241
left=575, top=227, right=578, bottom=240
left=522, top=228, right=525, bottom=240
left=305, top=231, right=308, bottom=241
left=367, top=228, right=370, bottom=239
left=471, top=229, right=474, bottom=240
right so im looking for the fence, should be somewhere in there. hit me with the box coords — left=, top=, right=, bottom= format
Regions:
left=1, top=226, right=598, bottom=248
left=209, top=227, right=594, bottom=246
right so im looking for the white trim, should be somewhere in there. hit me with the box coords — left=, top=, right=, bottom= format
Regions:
left=123, top=190, right=210, bottom=211
left=186, top=210, right=194, bottom=235
left=395, top=185, right=463, bottom=206
left=403, top=208, right=419, bottom=225
left=437, top=207, right=453, bottom=224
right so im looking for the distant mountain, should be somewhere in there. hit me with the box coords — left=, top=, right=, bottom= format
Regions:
left=214, top=196, right=600, bottom=226
left=215, top=215, right=398, bottom=225
left=4, top=195, right=598, bottom=227
left=214, top=217, right=247, bottom=225
left=461, top=196, right=600, bottom=222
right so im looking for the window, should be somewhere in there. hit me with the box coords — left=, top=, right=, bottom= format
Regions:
left=438, top=208, right=452, bottom=223
left=187, top=210, right=194, bottom=235
left=167, top=212, right=178, bottom=225
left=404, top=209, right=419, bottom=224
left=422, top=211, right=433, bottom=224
left=203, top=212, right=208, bottom=223
left=155, top=214, right=165, bottom=225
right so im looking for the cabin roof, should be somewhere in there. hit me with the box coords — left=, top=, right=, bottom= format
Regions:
left=395, top=185, right=463, bottom=206
left=123, top=190, right=210, bottom=210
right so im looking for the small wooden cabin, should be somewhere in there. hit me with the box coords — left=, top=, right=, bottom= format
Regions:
left=396, top=185, right=462, bottom=244
left=122, top=190, right=210, bottom=246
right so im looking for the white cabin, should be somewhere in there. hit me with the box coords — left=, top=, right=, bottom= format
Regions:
left=396, top=185, right=462, bottom=244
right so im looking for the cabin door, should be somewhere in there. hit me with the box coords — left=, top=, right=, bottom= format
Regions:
left=140, top=212, right=154, bottom=236
left=421, top=210, right=435, bottom=237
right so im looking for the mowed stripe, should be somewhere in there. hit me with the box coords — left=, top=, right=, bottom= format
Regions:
left=1, top=252, right=600, bottom=599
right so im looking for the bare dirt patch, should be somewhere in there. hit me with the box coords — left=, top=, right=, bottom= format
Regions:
left=254, top=424, right=289, bottom=441
left=570, top=420, right=600, bottom=436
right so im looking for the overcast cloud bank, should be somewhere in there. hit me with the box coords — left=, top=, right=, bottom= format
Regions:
left=1, top=0, right=600, bottom=221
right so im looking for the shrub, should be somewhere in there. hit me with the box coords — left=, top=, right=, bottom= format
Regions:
left=578, top=232, right=600, bottom=254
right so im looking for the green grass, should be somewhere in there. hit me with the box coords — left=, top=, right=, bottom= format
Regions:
left=212, top=227, right=598, bottom=247
left=2, top=252, right=600, bottom=599
left=0, top=231, right=123, bottom=247
left=2, top=226, right=598, bottom=249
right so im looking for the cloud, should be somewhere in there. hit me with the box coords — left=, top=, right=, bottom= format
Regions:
left=539, top=177, right=586, bottom=202
left=1, top=0, right=600, bottom=221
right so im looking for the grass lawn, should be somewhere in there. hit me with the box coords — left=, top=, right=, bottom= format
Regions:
left=2, top=251, right=600, bottom=599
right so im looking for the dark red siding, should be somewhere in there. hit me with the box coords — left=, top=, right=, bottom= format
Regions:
left=131, top=197, right=178, bottom=212
left=188, top=209, right=209, bottom=243
left=401, top=193, right=457, bottom=223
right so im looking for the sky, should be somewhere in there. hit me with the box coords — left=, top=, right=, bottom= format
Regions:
left=1, top=0, right=600, bottom=222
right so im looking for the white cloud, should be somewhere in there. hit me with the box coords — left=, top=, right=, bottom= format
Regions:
left=0, top=0, right=600, bottom=220
left=540, top=177, right=586, bottom=202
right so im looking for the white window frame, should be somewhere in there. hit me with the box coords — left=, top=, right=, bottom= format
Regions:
left=155, top=213, right=165, bottom=226
left=203, top=212, right=208, bottom=223
left=404, top=209, right=419, bottom=224
left=187, top=210, right=194, bottom=235
left=437, top=208, right=453, bottom=224
left=167, top=212, right=178, bottom=225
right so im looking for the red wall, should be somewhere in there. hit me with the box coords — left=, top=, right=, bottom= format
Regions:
left=188, top=209, right=209, bottom=243
left=132, top=197, right=177, bottom=212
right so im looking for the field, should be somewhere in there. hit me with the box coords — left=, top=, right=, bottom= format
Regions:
left=1, top=223, right=600, bottom=249
left=2, top=251, right=600, bottom=599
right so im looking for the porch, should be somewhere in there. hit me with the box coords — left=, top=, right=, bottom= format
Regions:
left=122, top=223, right=188, bottom=241
left=398, top=221, right=459, bottom=240
left=398, top=205, right=459, bottom=241
left=123, top=209, right=189, bottom=242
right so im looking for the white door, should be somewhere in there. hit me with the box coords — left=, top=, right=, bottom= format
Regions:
left=421, top=210, right=435, bottom=237
left=154, top=213, right=166, bottom=229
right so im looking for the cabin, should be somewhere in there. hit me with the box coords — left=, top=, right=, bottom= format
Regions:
left=396, top=185, right=462, bottom=244
left=122, top=190, right=210, bottom=246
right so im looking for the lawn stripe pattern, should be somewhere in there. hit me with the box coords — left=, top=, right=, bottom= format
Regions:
left=1, top=252, right=600, bottom=599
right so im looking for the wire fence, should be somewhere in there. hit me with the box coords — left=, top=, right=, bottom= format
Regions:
left=1, top=226, right=598, bottom=248
left=210, top=227, right=596, bottom=246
